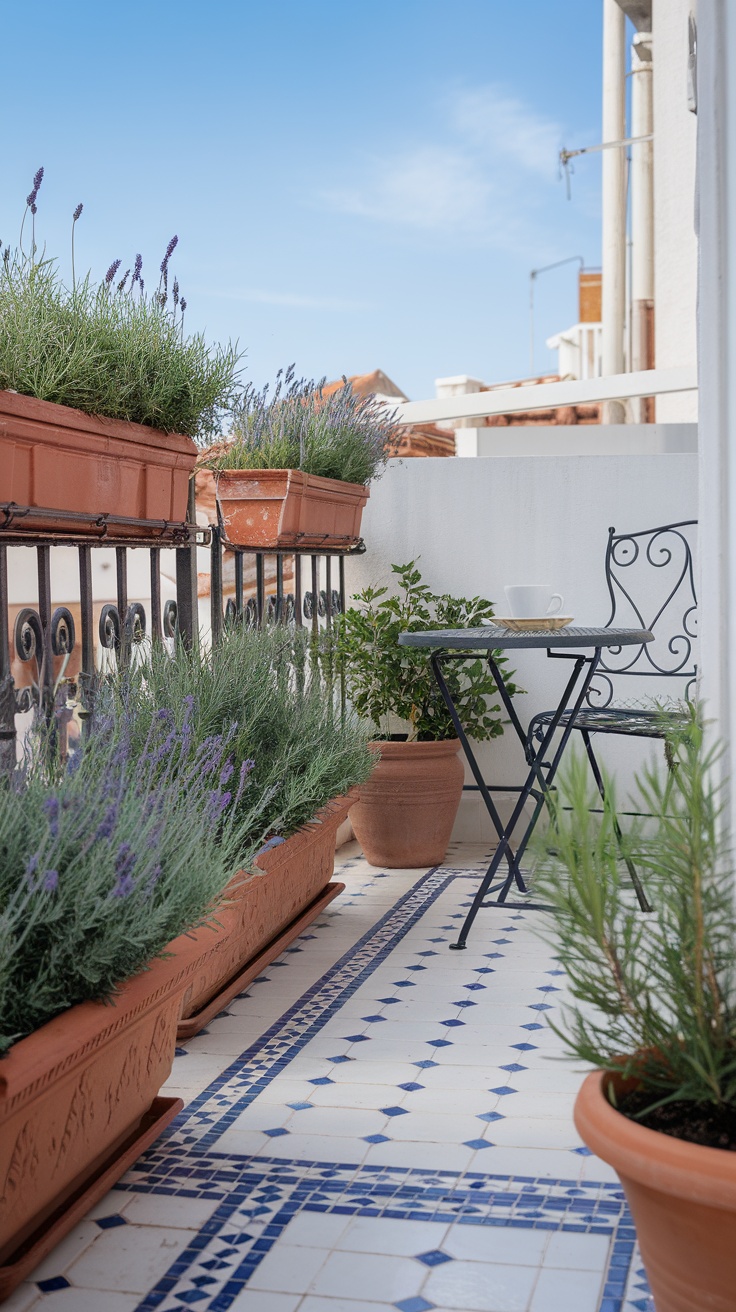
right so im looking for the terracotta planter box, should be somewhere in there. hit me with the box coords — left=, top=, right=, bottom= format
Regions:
left=349, top=740, right=464, bottom=868
left=175, top=791, right=356, bottom=1038
left=0, top=935, right=207, bottom=1298
left=215, top=468, right=369, bottom=549
left=575, top=1067, right=736, bottom=1312
left=0, top=390, right=197, bottom=532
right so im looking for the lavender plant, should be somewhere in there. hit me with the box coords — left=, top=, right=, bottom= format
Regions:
left=201, top=366, right=401, bottom=485
left=101, top=624, right=373, bottom=841
left=0, top=703, right=270, bottom=1052
left=0, top=169, right=240, bottom=438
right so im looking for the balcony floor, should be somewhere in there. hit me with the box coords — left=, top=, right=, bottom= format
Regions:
left=9, top=844, right=652, bottom=1312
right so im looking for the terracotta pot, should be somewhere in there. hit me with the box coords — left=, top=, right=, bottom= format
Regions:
left=349, top=740, right=464, bottom=868
left=0, top=390, right=197, bottom=533
left=0, top=933, right=208, bottom=1296
left=575, top=1068, right=736, bottom=1312
left=175, top=791, right=357, bottom=1036
left=215, top=468, right=369, bottom=549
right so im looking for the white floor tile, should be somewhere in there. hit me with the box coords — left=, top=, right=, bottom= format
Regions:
left=27, top=1221, right=99, bottom=1281
left=279, top=1211, right=352, bottom=1249
left=65, top=1224, right=195, bottom=1292
left=229, top=1290, right=301, bottom=1311
left=443, top=1223, right=549, bottom=1265
left=249, top=1243, right=330, bottom=1293
left=336, top=1214, right=450, bottom=1256
left=530, top=1265, right=605, bottom=1311
left=543, top=1231, right=611, bottom=1271
left=0, top=1284, right=38, bottom=1312
left=425, top=1257, right=538, bottom=1311
left=298, top=1299, right=388, bottom=1312
left=120, top=1193, right=221, bottom=1228
left=308, top=1249, right=424, bottom=1302
left=24, top=1291, right=141, bottom=1312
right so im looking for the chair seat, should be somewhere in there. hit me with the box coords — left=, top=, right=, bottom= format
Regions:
left=529, top=703, right=690, bottom=741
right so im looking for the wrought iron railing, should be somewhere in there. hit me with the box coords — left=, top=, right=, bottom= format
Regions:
left=0, top=487, right=362, bottom=772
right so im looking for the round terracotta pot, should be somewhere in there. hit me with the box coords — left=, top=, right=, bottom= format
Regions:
left=574, top=1068, right=736, bottom=1312
left=349, top=739, right=464, bottom=868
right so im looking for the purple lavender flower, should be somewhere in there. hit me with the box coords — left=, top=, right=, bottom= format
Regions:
left=111, top=842, right=137, bottom=898
left=43, top=796, right=60, bottom=838
left=33, top=167, right=44, bottom=191
left=257, top=835, right=285, bottom=856
left=73, top=203, right=83, bottom=222
left=131, top=253, right=143, bottom=284
left=26, top=167, right=44, bottom=212
left=117, top=268, right=130, bottom=292
left=234, top=758, right=256, bottom=807
left=95, top=802, right=119, bottom=841
left=43, top=870, right=59, bottom=892
left=207, top=789, right=232, bottom=823
left=172, top=277, right=180, bottom=308
left=30, top=203, right=37, bottom=216
left=180, top=298, right=187, bottom=313
left=105, top=259, right=122, bottom=286
left=160, top=235, right=178, bottom=272
left=219, top=760, right=234, bottom=787
left=25, top=853, right=40, bottom=884
left=144, top=863, right=162, bottom=895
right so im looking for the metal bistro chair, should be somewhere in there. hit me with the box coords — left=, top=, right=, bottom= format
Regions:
left=527, top=520, right=698, bottom=911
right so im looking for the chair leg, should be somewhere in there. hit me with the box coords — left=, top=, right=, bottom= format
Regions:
left=581, top=730, right=653, bottom=913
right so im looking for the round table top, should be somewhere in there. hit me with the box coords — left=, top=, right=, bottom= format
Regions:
left=397, top=625, right=654, bottom=651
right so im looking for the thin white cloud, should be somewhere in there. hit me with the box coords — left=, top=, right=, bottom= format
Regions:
left=320, top=84, right=570, bottom=250
left=201, top=287, right=371, bottom=312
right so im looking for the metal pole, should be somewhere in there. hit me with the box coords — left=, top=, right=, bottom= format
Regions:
left=630, top=30, right=654, bottom=420
left=601, top=0, right=627, bottom=422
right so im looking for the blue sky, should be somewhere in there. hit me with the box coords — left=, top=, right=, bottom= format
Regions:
left=3, top=0, right=604, bottom=400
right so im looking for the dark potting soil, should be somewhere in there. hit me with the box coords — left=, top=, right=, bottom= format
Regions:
left=619, top=1090, right=736, bottom=1151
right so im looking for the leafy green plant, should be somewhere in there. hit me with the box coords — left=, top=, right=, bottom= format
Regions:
left=0, top=706, right=268, bottom=1052
left=338, top=561, right=520, bottom=741
left=201, top=365, right=400, bottom=483
left=0, top=169, right=241, bottom=439
left=100, top=624, right=374, bottom=840
left=534, top=711, right=736, bottom=1120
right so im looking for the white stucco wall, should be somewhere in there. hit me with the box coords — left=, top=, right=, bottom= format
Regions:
left=653, top=0, right=699, bottom=421
left=454, top=423, right=697, bottom=457
left=346, top=455, right=698, bottom=841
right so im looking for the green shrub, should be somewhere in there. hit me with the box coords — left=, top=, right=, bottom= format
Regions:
left=201, top=365, right=400, bottom=484
left=533, top=712, right=736, bottom=1114
left=338, top=561, right=521, bottom=741
left=0, top=707, right=267, bottom=1052
left=101, top=624, right=374, bottom=840
left=0, top=170, right=241, bottom=439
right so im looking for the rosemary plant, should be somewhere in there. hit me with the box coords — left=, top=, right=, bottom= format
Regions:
left=202, top=365, right=400, bottom=484
left=337, top=561, right=520, bottom=741
left=0, top=706, right=269, bottom=1052
left=0, top=169, right=241, bottom=439
left=534, top=712, right=736, bottom=1118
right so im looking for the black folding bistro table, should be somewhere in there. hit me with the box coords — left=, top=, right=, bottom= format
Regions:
left=397, top=625, right=653, bottom=948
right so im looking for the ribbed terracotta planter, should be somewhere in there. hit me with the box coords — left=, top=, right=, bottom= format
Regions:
left=215, top=468, right=369, bottom=549
left=0, top=390, right=197, bottom=532
left=0, top=933, right=211, bottom=1299
left=349, top=740, right=464, bottom=868
left=575, top=1068, right=736, bottom=1312
left=175, top=792, right=356, bottom=1038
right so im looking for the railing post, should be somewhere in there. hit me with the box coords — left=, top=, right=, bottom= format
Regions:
left=0, top=545, right=16, bottom=773
left=210, top=522, right=223, bottom=647
left=175, top=479, right=199, bottom=649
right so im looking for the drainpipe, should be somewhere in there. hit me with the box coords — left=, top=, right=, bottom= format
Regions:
left=601, top=0, right=627, bottom=422
left=630, top=30, right=654, bottom=420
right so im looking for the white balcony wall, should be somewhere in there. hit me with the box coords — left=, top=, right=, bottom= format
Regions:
left=346, top=452, right=698, bottom=843
left=454, top=423, right=697, bottom=458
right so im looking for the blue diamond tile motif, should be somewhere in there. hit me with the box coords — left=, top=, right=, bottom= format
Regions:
left=521, top=1022, right=544, bottom=1030
left=439, top=1018, right=464, bottom=1028
left=573, top=1145, right=594, bottom=1155
left=454, top=999, right=477, bottom=1008
left=175, top=1046, right=188, bottom=1056
left=264, top=1126, right=289, bottom=1137
left=477, top=1111, right=504, bottom=1123
left=362, top=1015, right=387, bottom=1023
left=428, top=937, right=445, bottom=943
left=327, top=1055, right=353, bottom=1063
left=484, top=952, right=504, bottom=959
left=489, top=1085, right=518, bottom=1096
left=512, top=1042, right=538, bottom=1051
left=95, top=1213, right=128, bottom=1229
left=378, top=997, right=401, bottom=1005
left=529, top=1003, right=552, bottom=1011
left=380, top=1105, right=408, bottom=1117
left=364, top=1133, right=391, bottom=1143
left=463, top=983, right=486, bottom=991
left=37, top=1278, right=71, bottom=1293
left=415, top=1249, right=453, bottom=1267
left=501, top=1063, right=527, bottom=1073
left=427, top=1038, right=452, bottom=1048
left=175, top=1292, right=208, bottom=1305
left=309, top=1077, right=334, bottom=1086
left=464, top=1137, right=494, bottom=1149
left=395, top=1298, right=435, bottom=1312
left=287, top=1101, right=313, bottom=1110
left=342, top=1034, right=371, bottom=1042
left=417, top=950, right=438, bottom=957
left=538, top=984, right=561, bottom=993
left=393, top=981, right=416, bottom=988
left=476, top=967, right=495, bottom=974
left=398, top=1081, right=424, bottom=1091
left=493, top=938, right=512, bottom=944
left=414, top=1059, right=439, bottom=1069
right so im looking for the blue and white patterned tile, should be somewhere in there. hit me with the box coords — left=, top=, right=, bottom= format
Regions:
left=23, top=844, right=651, bottom=1312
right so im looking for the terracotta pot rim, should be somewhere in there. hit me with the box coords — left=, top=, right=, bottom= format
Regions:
left=214, top=467, right=369, bottom=496
left=0, top=388, right=196, bottom=453
left=369, top=738, right=461, bottom=758
left=575, top=1067, right=736, bottom=1209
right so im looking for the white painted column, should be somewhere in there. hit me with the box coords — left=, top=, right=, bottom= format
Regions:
left=630, top=31, right=654, bottom=418
left=697, top=0, right=736, bottom=836
left=602, top=0, right=628, bottom=422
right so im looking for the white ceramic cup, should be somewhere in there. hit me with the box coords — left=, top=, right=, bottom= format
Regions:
left=504, top=585, right=564, bottom=619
